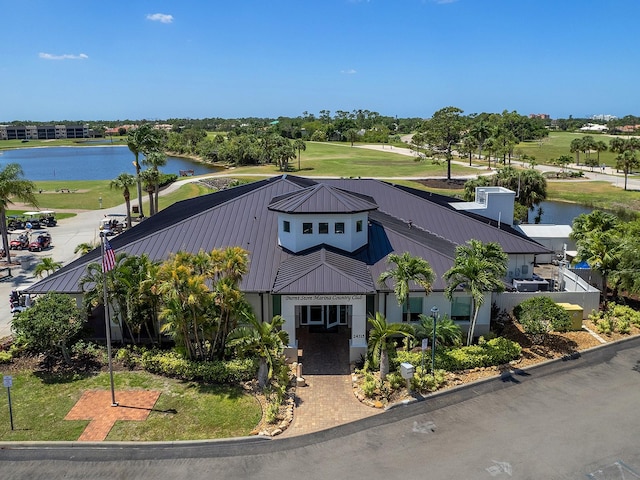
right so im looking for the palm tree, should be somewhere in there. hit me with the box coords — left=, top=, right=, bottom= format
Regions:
left=0, top=163, right=38, bottom=264
left=575, top=229, right=622, bottom=305
left=110, top=172, right=136, bottom=229
left=228, top=314, right=289, bottom=389
left=140, top=168, right=158, bottom=216
left=444, top=240, right=508, bottom=346
left=378, top=252, right=435, bottom=323
left=470, top=121, right=491, bottom=164
left=143, top=150, right=167, bottom=214
left=570, top=137, right=583, bottom=166
left=414, top=314, right=463, bottom=347
left=74, top=242, right=96, bottom=256
left=34, top=257, right=62, bottom=278
left=127, top=124, right=161, bottom=218
left=367, top=312, right=414, bottom=380
left=615, top=150, right=640, bottom=191
left=293, top=139, right=306, bottom=171
left=459, top=134, right=478, bottom=166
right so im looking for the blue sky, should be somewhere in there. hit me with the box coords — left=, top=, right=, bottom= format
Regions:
left=1, top=0, right=638, bottom=122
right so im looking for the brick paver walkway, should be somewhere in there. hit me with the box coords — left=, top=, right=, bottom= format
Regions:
left=281, top=327, right=380, bottom=437
left=65, top=390, right=161, bottom=441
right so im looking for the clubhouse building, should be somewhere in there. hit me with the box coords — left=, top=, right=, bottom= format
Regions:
left=27, top=175, right=599, bottom=362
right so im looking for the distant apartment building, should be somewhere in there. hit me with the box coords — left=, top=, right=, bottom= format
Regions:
left=0, top=124, right=89, bottom=140
left=591, top=114, right=617, bottom=122
left=529, top=113, right=550, bottom=120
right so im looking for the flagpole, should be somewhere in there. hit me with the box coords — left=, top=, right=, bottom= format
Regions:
left=100, top=230, right=118, bottom=407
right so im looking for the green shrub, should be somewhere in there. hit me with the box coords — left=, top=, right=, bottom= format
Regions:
left=386, top=372, right=405, bottom=391
left=140, top=350, right=257, bottom=384
left=0, top=351, right=12, bottom=364
left=410, top=370, right=447, bottom=392
left=595, top=317, right=614, bottom=335
left=608, top=304, right=640, bottom=327
left=514, top=297, right=572, bottom=333
left=396, top=337, right=521, bottom=372
left=438, top=337, right=521, bottom=371
left=361, top=371, right=377, bottom=398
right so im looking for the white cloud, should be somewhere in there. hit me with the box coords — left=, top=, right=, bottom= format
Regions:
left=39, top=53, right=88, bottom=60
left=146, top=13, right=174, bottom=24
left=341, top=69, right=357, bottom=75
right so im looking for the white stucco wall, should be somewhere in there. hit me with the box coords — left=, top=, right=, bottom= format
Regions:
left=277, top=212, right=368, bottom=253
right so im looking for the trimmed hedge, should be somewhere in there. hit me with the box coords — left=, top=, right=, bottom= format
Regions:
left=395, top=337, right=521, bottom=372
left=140, top=350, right=257, bottom=384
left=513, top=296, right=572, bottom=333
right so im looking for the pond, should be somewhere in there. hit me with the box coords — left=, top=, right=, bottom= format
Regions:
left=0, top=146, right=221, bottom=181
left=528, top=201, right=593, bottom=225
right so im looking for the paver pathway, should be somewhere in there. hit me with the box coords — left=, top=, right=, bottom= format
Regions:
left=280, top=328, right=380, bottom=437
left=65, top=390, right=161, bottom=441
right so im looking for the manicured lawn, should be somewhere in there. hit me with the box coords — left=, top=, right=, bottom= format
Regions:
left=547, top=180, right=640, bottom=217
left=0, top=369, right=261, bottom=441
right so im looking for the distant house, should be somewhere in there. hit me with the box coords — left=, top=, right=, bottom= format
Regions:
left=579, top=123, right=608, bottom=132
left=27, top=176, right=599, bottom=361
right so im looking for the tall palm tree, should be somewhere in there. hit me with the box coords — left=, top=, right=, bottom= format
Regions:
left=228, top=314, right=289, bottom=389
left=0, top=163, right=38, bottom=264
left=127, top=124, right=161, bottom=218
left=575, top=229, right=621, bottom=305
left=143, top=150, right=167, bottom=214
left=378, top=252, right=435, bottom=323
left=293, top=139, right=306, bottom=171
left=470, top=121, right=491, bottom=164
left=34, top=257, right=62, bottom=278
left=615, top=150, right=640, bottom=191
left=110, top=172, right=136, bottom=229
left=444, top=240, right=508, bottom=346
left=140, top=169, right=158, bottom=216
left=367, top=312, right=414, bottom=380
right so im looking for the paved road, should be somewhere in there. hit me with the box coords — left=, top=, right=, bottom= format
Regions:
left=1, top=337, right=639, bottom=479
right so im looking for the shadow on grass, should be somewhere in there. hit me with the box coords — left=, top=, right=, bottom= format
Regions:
left=190, top=382, right=247, bottom=400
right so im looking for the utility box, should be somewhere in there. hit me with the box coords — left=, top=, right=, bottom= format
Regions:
left=557, top=303, right=584, bottom=331
left=400, top=362, right=415, bottom=380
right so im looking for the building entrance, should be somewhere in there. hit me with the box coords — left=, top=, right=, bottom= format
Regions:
left=296, top=324, right=351, bottom=375
left=295, top=304, right=351, bottom=330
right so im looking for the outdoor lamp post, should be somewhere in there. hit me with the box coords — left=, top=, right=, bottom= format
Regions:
left=430, top=306, right=439, bottom=377
left=99, top=196, right=103, bottom=209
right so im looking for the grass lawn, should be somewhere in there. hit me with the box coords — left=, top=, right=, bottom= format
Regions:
left=547, top=180, right=640, bottom=217
left=0, top=369, right=261, bottom=441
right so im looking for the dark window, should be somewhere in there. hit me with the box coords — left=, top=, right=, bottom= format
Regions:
left=356, top=220, right=363, bottom=232
left=303, top=222, right=313, bottom=234
left=402, top=297, right=423, bottom=322
left=335, top=222, right=345, bottom=234
left=283, top=220, right=290, bottom=233
left=319, top=222, right=329, bottom=234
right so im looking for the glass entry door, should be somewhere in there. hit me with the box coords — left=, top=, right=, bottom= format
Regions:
left=296, top=305, right=351, bottom=328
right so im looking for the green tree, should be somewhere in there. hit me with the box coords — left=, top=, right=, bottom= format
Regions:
left=345, top=129, right=359, bottom=147
left=570, top=137, right=583, bottom=165
left=143, top=150, right=167, bottom=214
left=0, top=163, right=38, bottom=264
left=459, top=134, right=478, bottom=166
left=470, top=120, right=491, bottom=164
left=74, top=242, right=96, bottom=256
left=228, top=314, right=289, bottom=389
left=575, top=230, right=621, bottom=304
left=127, top=124, right=162, bottom=218
left=422, top=106, right=464, bottom=180
left=444, top=240, right=507, bottom=346
left=293, top=139, right=306, bottom=171
left=34, top=257, right=62, bottom=278
left=414, top=314, right=462, bottom=347
left=12, top=293, right=84, bottom=365
left=110, top=172, right=136, bottom=228
left=615, top=149, right=640, bottom=191
left=366, top=312, right=414, bottom=380
left=554, top=154, right=573, bottom=173
left=378, top=252, right=435, bottom=323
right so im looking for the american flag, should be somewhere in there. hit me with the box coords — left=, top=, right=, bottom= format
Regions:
left=103, top=238, right=116, bottom=272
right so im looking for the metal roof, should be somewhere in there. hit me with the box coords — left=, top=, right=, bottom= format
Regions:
left=268, top=183, right=378, bottom=214
left=27, top=175, right=550, bottom=296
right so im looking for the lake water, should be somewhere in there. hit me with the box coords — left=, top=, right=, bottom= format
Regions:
left=0, top=146, right=220, bottom=181
left=528, top=201, right=593, bottom=225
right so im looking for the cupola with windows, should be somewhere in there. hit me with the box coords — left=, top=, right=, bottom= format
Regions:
left=268, top=183, right=378, bottom=253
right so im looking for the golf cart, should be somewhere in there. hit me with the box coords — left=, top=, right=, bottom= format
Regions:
left=39, top=210, right=57, bottom=227
left=9, top=230, right=29, bottom=250
left=23, top=211, right=43, bottom=229
left=28, top=230, right=52, bottom=252
left=100, top=213, right=127, bottom=236
left=7, top=215, right=25, bottom=231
